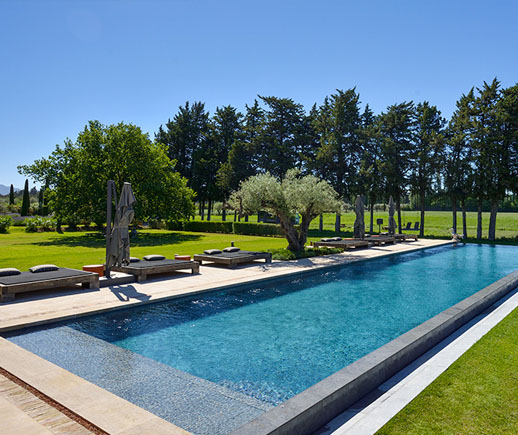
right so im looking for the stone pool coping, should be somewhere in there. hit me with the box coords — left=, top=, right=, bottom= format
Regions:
left=232, top=270, right=518, bottom=435
left=0, top=239, right=452, bottom=434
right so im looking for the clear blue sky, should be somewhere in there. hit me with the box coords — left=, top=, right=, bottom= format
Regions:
left=1, top=0, right=517, bottom=187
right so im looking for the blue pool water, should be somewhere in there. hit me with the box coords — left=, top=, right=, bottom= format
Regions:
left=5, top=244, right=518, bottom=429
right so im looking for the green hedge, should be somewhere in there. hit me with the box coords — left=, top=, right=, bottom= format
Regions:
left=184, top=220, right=234, bottom=233
left=166, top=219, right=286, bottom=237
left=232, top=222, right=284, bottom=236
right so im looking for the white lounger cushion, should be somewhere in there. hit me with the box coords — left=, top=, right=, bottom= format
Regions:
left=223, top=247, right=240, bottom=252
left=0, top=268, right=21, bottom=276
left=143, top=255, right=166, bottom=261
left=29, top=264, right=59, bottom=273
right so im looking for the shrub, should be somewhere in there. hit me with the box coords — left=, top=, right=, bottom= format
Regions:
left=268, top=246, right=343, bottom=261
left=25, top=217, right=56, bottom=232
left=25, top=217, right=39, bottom=232
left=232, top=222, right=284, bottom=237
left=0, top=215, right=13, bottom=233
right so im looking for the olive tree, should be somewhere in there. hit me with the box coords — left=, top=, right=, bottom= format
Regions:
left=230, top=169, right=340, bottom=252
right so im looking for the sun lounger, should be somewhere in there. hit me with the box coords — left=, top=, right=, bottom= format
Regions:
left=312, top=239, right=369, bottom=250
left=193, top=250, right=272, bottom=268
left=400, top=222, right=419, bottom=232
left=394, top=233, right=418, bottom=242
left=400, top=222, right=412, bottom=231
left=111, top=258, right=199, bottom=282
left=365, top=235, right=396, bottom=245
left=0, top=268, right=99, bottom=302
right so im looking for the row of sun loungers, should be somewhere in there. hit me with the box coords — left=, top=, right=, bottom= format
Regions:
left=313, top=233, right=418, bottom=249
left=0, top=248, right=273, bottom=301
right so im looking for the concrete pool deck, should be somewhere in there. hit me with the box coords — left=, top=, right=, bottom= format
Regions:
left=0, top=239, right=452, bottom=434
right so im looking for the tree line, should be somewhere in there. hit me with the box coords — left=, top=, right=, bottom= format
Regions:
left=18, top=78, right=518, bottom=240
left=155, top=78, right=518, bottom=240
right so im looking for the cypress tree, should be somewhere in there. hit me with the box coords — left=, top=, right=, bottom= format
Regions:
left=21, top=179, right=30, bottom=216
left=9, top=184, right=14, bottom=205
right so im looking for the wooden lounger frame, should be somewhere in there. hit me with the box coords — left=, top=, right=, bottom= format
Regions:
left=0, top=272, right=99, bottom=302
left=193, top=252, right=272, bottom=268
left=394, top=233, right=418, bottom=242
left=367, top=236, right=396, bottom=246
left=112, top=260, right=199, bottom=282
left=312, top=240, right=369, bottom=250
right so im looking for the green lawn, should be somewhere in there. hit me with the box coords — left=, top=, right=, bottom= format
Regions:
left=200, top=211, right=518, bottom=239
left=377, top=307, right=518, bottom=434
left=0, top=226, right=291, bottom=271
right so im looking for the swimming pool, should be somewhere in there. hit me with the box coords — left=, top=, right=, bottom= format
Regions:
left=4, top=243, right=518, bottom=433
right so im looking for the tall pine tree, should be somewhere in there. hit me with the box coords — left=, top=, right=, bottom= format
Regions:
left=379, top=102, right=417, bottom=231
left=410, top=102, right=445, bottom=236
left=313, top=89, right=363, bottom=231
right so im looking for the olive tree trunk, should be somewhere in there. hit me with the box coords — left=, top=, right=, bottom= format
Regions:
left=334, top=212, right=341, bottom=233
left=279, top=213, right=312, bottom=252
left=319, top=214, right=323, bottom=232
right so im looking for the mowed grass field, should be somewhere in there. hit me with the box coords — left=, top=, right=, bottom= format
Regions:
left=200, top=210, right=518, bottom=238
left=0, top=227, right=291, bottom=271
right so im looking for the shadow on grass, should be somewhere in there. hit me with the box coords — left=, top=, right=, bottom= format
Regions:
left=31, top=231, right=203, bottom=248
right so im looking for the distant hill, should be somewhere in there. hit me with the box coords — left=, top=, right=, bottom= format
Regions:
left=0, top=184, right=21, bottom=195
